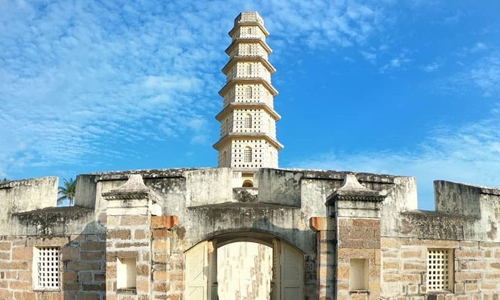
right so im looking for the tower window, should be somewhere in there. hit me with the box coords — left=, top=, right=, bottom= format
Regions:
left=245, top=86, right=253, bottom=99
left=244, top=147, right=252, bottom=163
left=247, top=64, right=252, bottom=76
left=244, top=114, right=252, bottom=128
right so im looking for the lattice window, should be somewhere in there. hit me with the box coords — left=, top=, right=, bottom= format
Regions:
left=34, top=247, right=60, bottom=290
left=427, top=249, right=453, bottom=291
left=244, top=147, right=252, bottom=162
left=244, top=114, right=252, bottom=128
left=245, top=86, right=253, bottom=99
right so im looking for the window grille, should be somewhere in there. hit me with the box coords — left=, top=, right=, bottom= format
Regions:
left=244, top=147, right=252, bottom=162
left=245, top=86, right=253, bottom=99
left=34, top=247, right=60, bottom=290
left=244, top=114, right=252, bottom=128
left=427, top=249, right=452, bottom=291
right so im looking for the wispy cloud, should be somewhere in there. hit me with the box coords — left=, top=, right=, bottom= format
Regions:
left=436, top=52, right=500, bottom=97
left=0, top=0, right=391, bottom=178
left=379, top=54, right=412, bottom=73
left=421, top=62, right=441, bottom=73
left=293, top=108, right=500, bottom=210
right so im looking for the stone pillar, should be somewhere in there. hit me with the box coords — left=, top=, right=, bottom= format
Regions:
left=327, top=174, right=385, bottom=300
left=150, top=215, right=180, bottom=300
left=102, top=174, right=163, bottom=300
left=310, top=217, right=336, bottom=300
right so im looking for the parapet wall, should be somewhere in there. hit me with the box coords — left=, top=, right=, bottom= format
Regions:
left=1, top=169, right=499, bottom=244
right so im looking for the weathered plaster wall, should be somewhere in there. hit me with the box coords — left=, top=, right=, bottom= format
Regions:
left=385, top=181, right=500, bottom=243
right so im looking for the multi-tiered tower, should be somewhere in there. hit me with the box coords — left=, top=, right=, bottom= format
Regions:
left=214, top=12, right=283, bottom=175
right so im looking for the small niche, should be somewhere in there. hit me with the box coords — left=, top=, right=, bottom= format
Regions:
left=242, top=180, right=254, bottom=187
left=349, top=258, right=369, bottom=291
left=117, top=257, right=137, bottom=292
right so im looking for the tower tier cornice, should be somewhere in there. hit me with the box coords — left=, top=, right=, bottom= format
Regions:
left=229, top=21, right=270, bottom=37
left=225, top=38, right=273, bottom=55
left=213, top=133, right=284, bottom=151
left=222, top=56, right=276, bottom=75
left=219, top=78, right=278, bottom=97
left=215, top=102, right=281, bottom=122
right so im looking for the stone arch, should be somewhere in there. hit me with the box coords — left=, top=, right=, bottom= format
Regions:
left=242, top=179, right=253, bottom=187
left=184, top=232, right=305, bottom=300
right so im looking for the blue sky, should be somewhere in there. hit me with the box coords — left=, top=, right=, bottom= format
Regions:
left=1, top=0, right=500, bottom=210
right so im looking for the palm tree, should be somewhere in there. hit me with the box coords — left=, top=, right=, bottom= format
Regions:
left=58, top=178, right=76, bottom=206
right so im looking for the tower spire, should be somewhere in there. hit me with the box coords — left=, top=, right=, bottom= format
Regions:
left=214, top=12, right=283, bottom=171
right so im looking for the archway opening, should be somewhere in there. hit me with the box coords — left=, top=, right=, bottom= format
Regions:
left=184, top=233, right=305, bottom=300
left=242, top=180, right=254, bottom=187
left=218, top=241, right=272, bottom=299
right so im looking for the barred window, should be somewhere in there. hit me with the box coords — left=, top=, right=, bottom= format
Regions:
left=244, top=147, right=252, bottom=163
left=427, top=249, right=453, bottom=292
left=34, top=247, right=60, bottom=290
left=244, top=114, right=252, bottom=128
left=245, top=86, right=253, bottom=99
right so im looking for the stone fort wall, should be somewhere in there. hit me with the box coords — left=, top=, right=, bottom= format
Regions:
left=0, top=168, right=499, bottom=300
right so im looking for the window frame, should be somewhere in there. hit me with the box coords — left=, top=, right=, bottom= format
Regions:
left=33, top=246, right=61, bottom=291
left=244, top=147, right=252, bottom=163
left=427, top=248, right=454, bottom=293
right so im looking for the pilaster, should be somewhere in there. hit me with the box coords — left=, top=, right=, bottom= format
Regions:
left=102, top=174, right=163, bottom=300
left=327, top=174, right=386, bottom=300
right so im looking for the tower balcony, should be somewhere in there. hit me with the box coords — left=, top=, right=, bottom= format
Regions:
left=219, top=78, right=278, bottom=97
left=226, top=71, right=271, bottom=83
left=226, top=38, right=272, bottom=56
left=222, top=56, right=276, bottom=76
left=213, top=132, right=284, bottom=151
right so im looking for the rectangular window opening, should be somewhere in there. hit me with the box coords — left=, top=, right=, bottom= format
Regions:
left=349, top=258, right=369, bottom=291
left=117, top=257, right=137, bottom=292
left=34, top=247, right=60, bottom=291
left=427, top=249, right=453, bottom=292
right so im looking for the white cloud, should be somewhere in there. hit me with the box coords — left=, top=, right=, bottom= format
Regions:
left=421, top=62, right=441, bottom=72
left=0, top=0, right=392, bottom=178
left=437, top=52, right=500, bottom=97
left=360, top=50, right=377, bottom=62
left=293, top=109, right=500, bottom=210
left=470, top=42, right=488, bottom=53
left=379, top=54, right=411, bottom=73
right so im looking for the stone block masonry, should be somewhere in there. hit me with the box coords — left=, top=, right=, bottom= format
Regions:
left=0, top=234, right=106, bottom=300
left=381, top=238, right=500, bottom=300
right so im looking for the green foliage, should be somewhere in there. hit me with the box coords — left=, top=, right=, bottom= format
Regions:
left=2, top=178, right=8, bottom=182
left=58, top=178, right=77, bottom=206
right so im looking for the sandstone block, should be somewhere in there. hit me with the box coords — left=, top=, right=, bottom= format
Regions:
left=107, top=229, right=131, bottom=240
left=152, top=215, right=178, bottom=229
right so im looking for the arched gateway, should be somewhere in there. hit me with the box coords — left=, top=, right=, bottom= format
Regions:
left=185, top=233, right=304, bottom=300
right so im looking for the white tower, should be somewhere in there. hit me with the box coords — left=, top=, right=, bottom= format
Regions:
left=214, top=12, right=283, bottom=172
